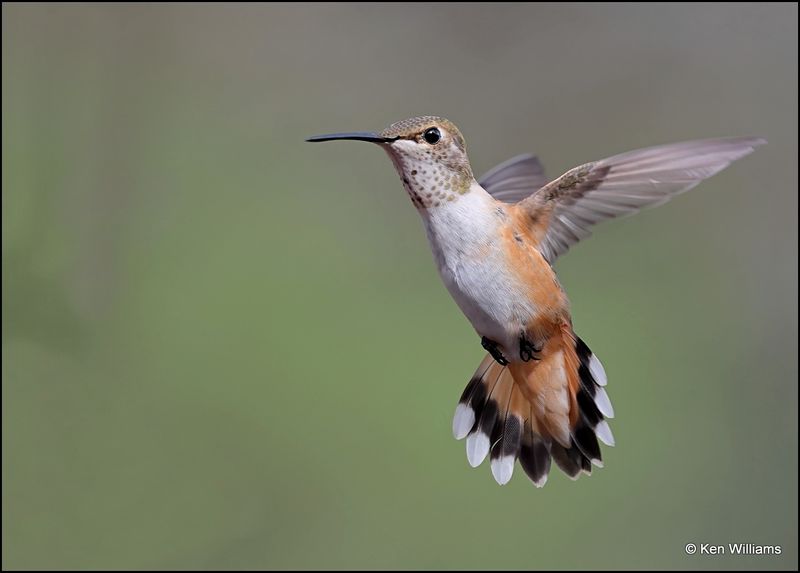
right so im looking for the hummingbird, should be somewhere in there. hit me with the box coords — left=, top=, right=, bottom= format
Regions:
left=307, top=116, right=765, bottom=487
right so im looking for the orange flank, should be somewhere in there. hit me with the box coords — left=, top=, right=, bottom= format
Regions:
left=503, top=204, right=569, bottom=321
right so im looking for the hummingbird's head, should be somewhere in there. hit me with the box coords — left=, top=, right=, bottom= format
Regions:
left=307, top=116, right=475, bottom=209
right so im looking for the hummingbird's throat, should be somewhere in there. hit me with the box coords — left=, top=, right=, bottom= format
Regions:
left=386, top=151, right=473, bottom=210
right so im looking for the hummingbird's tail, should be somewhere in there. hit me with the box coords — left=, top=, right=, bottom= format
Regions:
left=452, top=326, right=615, bottom=487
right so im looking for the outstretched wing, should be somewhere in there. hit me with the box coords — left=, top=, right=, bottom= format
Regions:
left=518, top=137, right=766, bottom=264
left=479, top=153, right=548, bottom=204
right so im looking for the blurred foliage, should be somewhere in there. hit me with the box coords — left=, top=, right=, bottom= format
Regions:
left=2, top=3, right=797, bottom=570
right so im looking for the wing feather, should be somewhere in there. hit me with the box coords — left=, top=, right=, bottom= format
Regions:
left=518, top=137, right=766, bottom=263
left=478, top=153, right=548, bottom=204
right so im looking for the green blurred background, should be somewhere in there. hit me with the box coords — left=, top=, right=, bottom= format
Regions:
left=2, top=3, right=797, bottom=570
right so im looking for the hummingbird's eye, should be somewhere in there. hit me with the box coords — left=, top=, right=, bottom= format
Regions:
left=423, top=127, right=441, bottom=145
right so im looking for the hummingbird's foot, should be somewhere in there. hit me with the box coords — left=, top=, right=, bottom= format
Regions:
left=519, top=333, right=543, bottom=362
left=481, top=337, right=509, bottom=366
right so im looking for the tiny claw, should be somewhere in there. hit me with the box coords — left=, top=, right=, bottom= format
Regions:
left=519, top=334, right=542, bottom=362
left=481, top=337, right=509, bottom=366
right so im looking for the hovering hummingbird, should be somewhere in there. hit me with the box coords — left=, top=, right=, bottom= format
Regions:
left=307, top=117, right=764, bottom=487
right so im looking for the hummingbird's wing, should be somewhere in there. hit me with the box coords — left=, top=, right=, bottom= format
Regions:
left=478, top=153, right=548, bottom=204
left=519, top=137, right=766, bottom=264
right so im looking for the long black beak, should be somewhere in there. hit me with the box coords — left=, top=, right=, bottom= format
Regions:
left=305, top=131, right=398, bottom=144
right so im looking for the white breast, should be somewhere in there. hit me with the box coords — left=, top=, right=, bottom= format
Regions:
left=420, top=185, right=535, bottom=355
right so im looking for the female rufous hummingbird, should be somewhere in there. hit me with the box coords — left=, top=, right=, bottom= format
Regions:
left=307, top=116, right=764, bottom=488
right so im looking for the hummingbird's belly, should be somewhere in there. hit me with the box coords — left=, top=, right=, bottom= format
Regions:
left=422, top=187, right=561, bottom=357
left=435, top=241, right=537, bottom=356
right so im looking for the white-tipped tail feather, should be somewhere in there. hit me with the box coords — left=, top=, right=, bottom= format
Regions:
left=491, top=456, right=515, bottom=485
left=593, top=387, right=615, bottom=418
left=452, top=403, right=475, bottom=440
left=595, top=420, right=616, bottom=446
left=588, top=354, right=607, bottom=386
left=466, top=432, right=490, bottom=468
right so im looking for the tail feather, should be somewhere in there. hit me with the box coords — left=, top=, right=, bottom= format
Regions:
left=479, top=364, right=514, bottom=475
left=489, top=385, right=526, bottom=485
left=453, top=330, right=614, bottom=487
left=464, top=358, right=505, bottom=468
left=549, top=440, right=584, bottom=479
left=452, top=355, right=493, bottom=439
left=519, top=407, right=551, bottom=487
left=572, top=424, right=603, bottom=467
